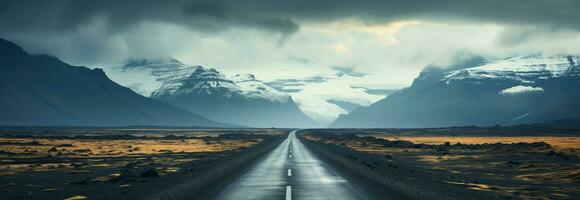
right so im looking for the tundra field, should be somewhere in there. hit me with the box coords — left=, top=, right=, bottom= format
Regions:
left=0, top=128, right=286, bottom=200
left=300, top=129, right=579, bottom=199
left=0, top=128, right=578, bottom=200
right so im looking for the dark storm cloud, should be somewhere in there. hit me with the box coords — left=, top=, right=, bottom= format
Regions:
left=0, top=0, right=300, bottom=36
left=0, top=0, right=578, bottom=35
left=0, top=0, right=578, bottom=65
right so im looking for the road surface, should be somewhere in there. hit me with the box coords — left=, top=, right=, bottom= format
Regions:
left=211, top=130, right=381, bottom=200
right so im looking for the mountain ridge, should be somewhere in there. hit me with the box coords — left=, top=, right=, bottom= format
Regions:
left=330, top=55, right=580, bottom=128
left=107, top=58, right=318, bottom=127
left=0, top=38, right=227, bottom=127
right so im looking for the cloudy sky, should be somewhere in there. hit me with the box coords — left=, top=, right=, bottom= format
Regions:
left=1, top=0, right=580, bottom=123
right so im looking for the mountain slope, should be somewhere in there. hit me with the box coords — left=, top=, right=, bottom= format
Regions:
left=108, top=59, right=317, bottom=128
left=0, top=38, right=225, bottom=127
left=231, top=73, right=292, bottom=103
left=330, top=55, right=580, bottom=128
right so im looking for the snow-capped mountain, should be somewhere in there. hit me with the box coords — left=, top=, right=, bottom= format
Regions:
left=110, top=58, right=291, bottom=102
left=231, top=73, right=291, bottom=103
left=442, top=56, right=579, bottom=84
left=0, top=38, right=224, bottom=127
left=331, top=55, right=580, bottom=128
left=152, top=66, right=240, bottom=98
left=106, top=58, right=317, bottom=127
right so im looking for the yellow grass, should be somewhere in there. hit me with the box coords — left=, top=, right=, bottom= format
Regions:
left=0, top=138, right=260, bottom=156
left=0, top=136, right=262, bottom=175
left=302, top=132, right=579, bottom=199
left=64, top=195, right=88, bottom=200
left=374, top=136, right=580, bottom=149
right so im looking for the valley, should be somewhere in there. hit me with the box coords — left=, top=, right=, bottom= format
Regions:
left=1, top=2, right=579, bottom=199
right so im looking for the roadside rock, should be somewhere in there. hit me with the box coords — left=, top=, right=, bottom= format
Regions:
left=140, top=168, right=159, bottom=178
left=115, top=169, right=140, bottom=181
left=124, top=161, right=141, bottom=169
left=48, top=147, right=58, bottom=152
left=71, top=162, right=88, bottom=168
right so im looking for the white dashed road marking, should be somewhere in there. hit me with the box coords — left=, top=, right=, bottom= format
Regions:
left=286, top=186, right=292, bottom=200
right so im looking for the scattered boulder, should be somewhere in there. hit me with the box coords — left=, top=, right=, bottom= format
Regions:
left=48, top=147, right=58, bottom=152
left=393, top=140, right=414, bottom=148
left=547, top=150, right=571, bottom=159
left=0, top=150, right=15, bottom=155
left=505, top=160, right=520, bottom=166
left=70, top=177, right=91, bottom=185
left=57, top=143, right=75, bottom=147
left=140, top=168, right=159, bottom=178
left=71, top=162, right=88, bottom=168
left=360, top=142, right=369, bottom=147
left=347, top=154, right=359, bottom=161
left=124, top=161, right=141, bottom=169
left=114, top=169, right=140, bottom=181
left=362, top=160, right=379, bottom=169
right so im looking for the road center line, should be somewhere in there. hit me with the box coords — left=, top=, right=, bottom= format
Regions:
left=289, top=154, right=292, bottom=158
left=286, top=186, right=292, bottom=200
left=288, top=169, right=292, bottom=176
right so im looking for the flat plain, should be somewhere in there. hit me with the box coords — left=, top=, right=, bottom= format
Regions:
left=301, top=128, right=579, bottom=199
left=0, top=128, right=285, bottom=200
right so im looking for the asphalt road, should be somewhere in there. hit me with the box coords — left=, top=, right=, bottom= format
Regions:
left=211, top=130, right=382, bottom=200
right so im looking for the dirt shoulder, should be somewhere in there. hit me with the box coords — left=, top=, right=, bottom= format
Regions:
left=146, top=134, right=286, bottom=200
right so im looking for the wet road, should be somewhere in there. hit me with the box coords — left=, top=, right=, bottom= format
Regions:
left=212, top=130, right=377, bottom=200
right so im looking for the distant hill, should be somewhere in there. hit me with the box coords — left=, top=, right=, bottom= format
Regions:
left=331, top=55, right=580, bottom=128
left=0, top=38, right=226, bottom=127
